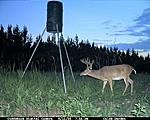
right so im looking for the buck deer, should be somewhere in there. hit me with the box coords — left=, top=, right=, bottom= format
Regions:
left=80, top=58, right=136, bottom=95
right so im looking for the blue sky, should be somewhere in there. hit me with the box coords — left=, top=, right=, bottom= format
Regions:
left=0, top=0, right=150, bottom=51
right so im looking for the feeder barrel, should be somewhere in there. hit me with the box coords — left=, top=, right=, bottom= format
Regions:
left=47, top=1, right=63, bottom=33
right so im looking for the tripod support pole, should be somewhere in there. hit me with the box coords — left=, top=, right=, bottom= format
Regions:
left=63, top=41, right=75, bottom=82
left=21, top=27, right=46, bottom=79
left=56, top=24, right=67, bottom=94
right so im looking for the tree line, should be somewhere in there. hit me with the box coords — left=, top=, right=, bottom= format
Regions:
left=0, top=24, right=150, bottom=73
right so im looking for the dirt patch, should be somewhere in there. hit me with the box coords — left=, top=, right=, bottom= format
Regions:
left=12, top=106, right=63, bottom=117
left=0, top=100, right=63, bottom=117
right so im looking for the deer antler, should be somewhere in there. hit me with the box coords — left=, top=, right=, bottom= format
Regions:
left=80, top=57, right=94, bottom=69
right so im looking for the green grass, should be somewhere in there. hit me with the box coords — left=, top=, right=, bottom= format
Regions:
left=0, top=70, right=150, bottom=117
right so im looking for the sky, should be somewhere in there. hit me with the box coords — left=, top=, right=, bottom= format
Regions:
left=0, top=0, right=150, bottom=52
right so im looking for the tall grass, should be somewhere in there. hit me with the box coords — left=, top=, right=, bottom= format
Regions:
left=0, top=70, right=150, bottom=117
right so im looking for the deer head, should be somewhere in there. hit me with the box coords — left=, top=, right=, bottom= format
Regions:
left=80, top=58, right=94, bottom=76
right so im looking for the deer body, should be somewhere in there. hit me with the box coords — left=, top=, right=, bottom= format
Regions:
left=80, top=58, right=136, bottom=95
left=81, top=64, right=136, bottom=80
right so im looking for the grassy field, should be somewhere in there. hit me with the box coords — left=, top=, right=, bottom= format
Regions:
left=0, top=69, right=150, bottom=117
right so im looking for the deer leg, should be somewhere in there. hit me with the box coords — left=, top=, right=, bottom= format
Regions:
left=128, top=77, right=134, bottom=95
left=102, top=81, right=107, bottom=94
left=123, top=77, right=129, bottom=95
left=108, top=80, right=113, bottom=95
